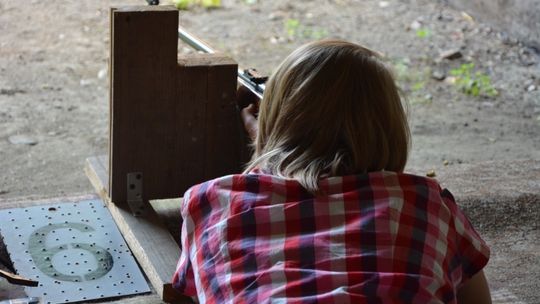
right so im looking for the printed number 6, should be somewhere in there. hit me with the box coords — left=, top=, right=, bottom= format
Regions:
left=29, top=222, right=114, bottom=282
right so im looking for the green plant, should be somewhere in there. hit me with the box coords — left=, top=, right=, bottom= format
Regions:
left=173, top=0, right=190, bottom=9
left=285, top=19, right=300, bottom=38
left=285, top=19, right=328, bottom=40
left=172, top=0, right=221, bottom=10
left=450, top=63, right=498, bottom=97
left=391, top=58, right=433, bottom=106
left=415, top=28, right=431, bottom=38
left=412, top=81, right=425, bottom=91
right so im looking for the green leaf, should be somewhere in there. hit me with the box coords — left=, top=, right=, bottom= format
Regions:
left=173, top=0, right=190, bottom=10
left=201, top=0, right=221, bottom=8
left=416, top=28, right=431, bottom=38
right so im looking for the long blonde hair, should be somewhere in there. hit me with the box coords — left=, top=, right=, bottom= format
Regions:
left=244, top=40, right=410, bottom=193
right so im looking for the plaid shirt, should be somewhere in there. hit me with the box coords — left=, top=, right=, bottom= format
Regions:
left=172, top=171, right=489, bottom=303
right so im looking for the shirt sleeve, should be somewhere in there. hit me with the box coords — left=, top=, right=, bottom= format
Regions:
left=441, top=189, right=490, bottom=285
left=172, top=189, right=198, bottom=296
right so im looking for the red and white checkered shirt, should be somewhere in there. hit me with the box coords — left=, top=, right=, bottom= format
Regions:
left=172, top=171, right=489, bottom=303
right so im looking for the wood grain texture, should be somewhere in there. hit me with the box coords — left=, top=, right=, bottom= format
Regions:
left=149, top=198, right=183, bottom=243
left=85, top=157, right=190, bottom=303
left=203, top=55, right=247, bottom=179
left=175, top=57, right=208, bottom=194
left=106, top=6, right=251, bottom=302
left=110, top=7, right=249, bottom=204
left=109, top=6, right=179, bottom=204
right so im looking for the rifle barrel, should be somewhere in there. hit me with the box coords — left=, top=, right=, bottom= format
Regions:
left=178, top=28, right=215, bottom=54
left=178, top=28, right=264, bottom=99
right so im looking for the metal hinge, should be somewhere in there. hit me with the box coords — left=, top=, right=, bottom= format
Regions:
left=127, top=172, right=146, bottom=216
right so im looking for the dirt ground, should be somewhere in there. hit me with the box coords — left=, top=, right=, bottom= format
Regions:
left=0, top=0, right=539, bottom=302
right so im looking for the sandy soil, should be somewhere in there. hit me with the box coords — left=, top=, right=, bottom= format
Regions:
left=0, top=0, right=539, bottom=302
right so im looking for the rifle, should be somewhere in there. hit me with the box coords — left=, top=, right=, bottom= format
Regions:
left=178, top=28, right=266, bottom=108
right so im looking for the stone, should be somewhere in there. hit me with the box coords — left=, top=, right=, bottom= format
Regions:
left=8, top=135, right=38, bottom=146
left=431, top=70, right=446, bottom=81
left=97, top=68, right=107, bottom=79
left=439, top=49, right=463, bottom=60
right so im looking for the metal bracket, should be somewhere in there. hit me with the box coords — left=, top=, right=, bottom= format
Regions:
left=127, top=172, right=145, bottom=216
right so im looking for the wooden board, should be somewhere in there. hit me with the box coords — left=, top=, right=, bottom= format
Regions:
left=149, top=198, right=182, bottom=244
left=109, top=6, right=248, bottom=205
left=85, top=157, right=190, bottom=303
left=204, top=56, right=247, bottom=178
left=104, top=6, right=251, bottom=302
left=109, top=6, right=180, bottom=205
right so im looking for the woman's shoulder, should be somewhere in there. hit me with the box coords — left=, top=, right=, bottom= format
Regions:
left=182, top=171, right=451, bottom=209
left=182, top=173, right=279, bottom=200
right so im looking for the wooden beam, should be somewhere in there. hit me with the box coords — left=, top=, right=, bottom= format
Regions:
left=85, top=157, right=190, bottom=303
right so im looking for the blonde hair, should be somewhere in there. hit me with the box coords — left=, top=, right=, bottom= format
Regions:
left=244, top=39, right=410, bottom=193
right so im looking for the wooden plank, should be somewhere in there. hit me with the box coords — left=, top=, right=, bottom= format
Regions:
left=203, top=55, right=248, bottom=179
left=149, top=198, right=183, bottom=243
left=174, top=56, right=209, bottom=193
left=109, top=6, right=179, bottom=204
left=110, top=7, right=249, bottom=204
left=85, top=157, right=190, bottom=303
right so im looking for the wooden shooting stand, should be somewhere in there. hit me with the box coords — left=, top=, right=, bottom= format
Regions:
left=85, top=5, right=248, bottom=302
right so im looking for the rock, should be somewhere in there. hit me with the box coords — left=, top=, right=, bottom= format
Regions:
left=97, top=68, right=107, bottom=79
left=378, top=1, right=390, bottom=8
left=444, top=76, right=457, bottom=85
left=460, top=11, right=474, bottom=23
left=426, top=169, right=436, bottom=177
left=269, top=36, right=286, bottom=44
left=498, top=32, right=518, bottom=46
left=439, top=49, right=463, bottom=60
left=268, top=10, right=287, bottom=20
left=436, top=11, right=454, bottom=22
left=8, top=135, right=38, bottom=146
left=518, top=47, right=537, bottom=66
left=0, top=190, right=9, bottom=195
left=410, top=20, right=422, bottom=30
left=0, top=88, right=26, bottom=96
left=80, top=79, right=92, bottom=86
left=431, top=70, right=446, bottom=81
left=527, top=85, right=536, bottom=92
